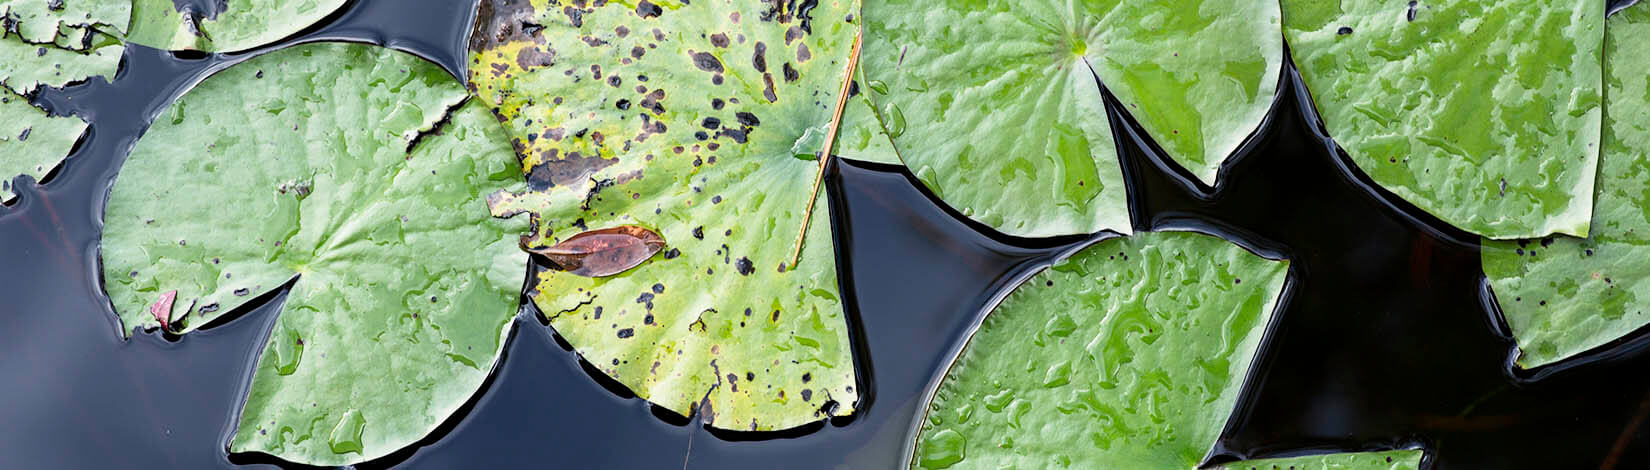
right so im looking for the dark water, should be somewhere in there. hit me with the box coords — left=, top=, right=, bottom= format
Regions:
left=3, top=0, right=1649, bottom=468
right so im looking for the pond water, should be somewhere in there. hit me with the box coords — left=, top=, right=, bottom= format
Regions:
left=2, top=0, right=1648, bottom=468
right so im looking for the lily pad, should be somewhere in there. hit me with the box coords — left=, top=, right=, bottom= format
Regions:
left=469, top=0, right=862, bottom=430
left=1482, top=2, right=1650, bottom=369
left=911, top=231, right=1289, bottom=469
left=0, top=0, right=127, bottom=201
left=859, top=0, right=1283, bottom=237
left=126, top=0, right=348, bottom=52
left=101, top=43, right=529, bottom=465
left=1218, top=449, right=1424, bottom=470
left=1284, top=0, right=1605, bottom=239
left=0, top=94, right=89, bottom=201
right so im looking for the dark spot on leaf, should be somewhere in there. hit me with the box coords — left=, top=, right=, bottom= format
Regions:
left=693, top=226, right=704, bottom=239
left=527, top=152, right=616, bottom=190
left=1337, top=26, right=1353, bottom=35
left=617, top=328, right=634, bottom=338
left=752, top=41, right=768, bottom=72
left=782, top=62, right=799, bottom=82
left=736, top=112, right=760, bottom=127
left=710, top=33, right=729, bottom=47
left=563, top=6, right=584, bottom=27
left=635, top=0, right=661, bottom=18
left=762, top=73, right=778, bottom=102
left=692, top=51, right=724, bottom=73
left=234, top=288, right=250, bottom=296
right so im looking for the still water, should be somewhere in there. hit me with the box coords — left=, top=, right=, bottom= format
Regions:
left=2, top=0, right=1647, bottom=468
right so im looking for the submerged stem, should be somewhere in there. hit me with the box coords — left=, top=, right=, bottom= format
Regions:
left=790, top=28, right=863, bottom=268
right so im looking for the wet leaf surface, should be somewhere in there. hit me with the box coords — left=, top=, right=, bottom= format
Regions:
left=911, top=231, right=1289, bottom=468
left=468, top=0, right=873, bottom=431
left=100, top=43, right=529, bottom=465
left=1482, top=2, right=1650, bottom=369
left=1284, top=0, right=1605, bottom=239
left=0, top=0, right=127, bottom=201
left=1218, top=449, right=1425, bottom=470
left=860, top=0, right=1282, bottom=237
left=127, top=0, right=348, bottom=52
left=525, top=224, right=666, bottom=277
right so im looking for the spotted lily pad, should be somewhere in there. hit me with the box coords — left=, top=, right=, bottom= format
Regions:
left=1218, top=449, right=1425, bottom=470
left=1284, top=0, right=1605, bottom=239
left=126, top=0, right=347, bottom=52
left=859, top=0, right=1283, bottom=237
left=911, top=231, right=1288, bottom=468
left=469, top=0, right=864, bottom=430
left=1482, top=3, right=1650, bottom=369
left=0, top=0, right=127, bottom=201
left=101, top=43, right=529, bottom=465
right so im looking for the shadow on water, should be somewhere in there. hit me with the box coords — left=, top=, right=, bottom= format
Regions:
left=6, top=0, right=1650, bottom=468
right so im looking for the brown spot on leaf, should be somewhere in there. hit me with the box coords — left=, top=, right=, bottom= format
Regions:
left=515, top=46, right=555, bottom=71
left=528, top=152, right=616, bottom=190
left=762, top=73, right=778, bottom=102
left=635, top=0, right=662, bottom=18
left=469, top=0, right=541, bottom=53
left=523, top=225, right=666, bottom=277
left=692, top=51, right=724, bottom=73
left=752, top=41, right=767, bottom=72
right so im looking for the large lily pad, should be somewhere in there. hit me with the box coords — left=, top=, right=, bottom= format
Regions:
left=0, top=0, right=127, bottom=201
left=101, top=43, right=528, bottom=465
left=859, top=0, right=1283, bottom=237
left=1284, top=0, right=1605, bottom=239
left=1483, top=2, right=1650, bottom=369
left=1218, top=450, right=1424, bottom=470
left=469, top=0, right=863, bottom=430
left=911, top=231, right=1288, bottom=468
left=126, top=0, right=347, bottom=52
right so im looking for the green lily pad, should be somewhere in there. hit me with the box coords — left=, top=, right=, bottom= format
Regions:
left=911, top=231, right=1289, bottom=469
left=1284, top=0, right=1605, bottom=239
left=126, top=0, right=347, bottom=52
left=860, top=0, right=1283, bottom=237
left=101, top=43, right=528, bottom=465
left=1218, top=449, right=1425, bottom=470
left=0, top=0, right=127, bottom=201
left=469, top=0, right=862, bottom=430
left=1482, top=2, right=1650, bottom=369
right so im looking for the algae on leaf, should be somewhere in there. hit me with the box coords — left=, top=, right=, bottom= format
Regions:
left=101, top=43, right=529, bottom=465
left=126, top=0, right=347, bottom=52
left=1284, top=0, right=1605, bottom=239
left=469, top=0, right=861, bottom=430
left=0, top=0, right=127, bottom=201
left=1219, top=449, right=1425, bottom=470
left=860, top=0, right=1283, bottom=237
left=1483, top=2, right=1650, bottom=369
left=912, top=231, right=1289, bottom=469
